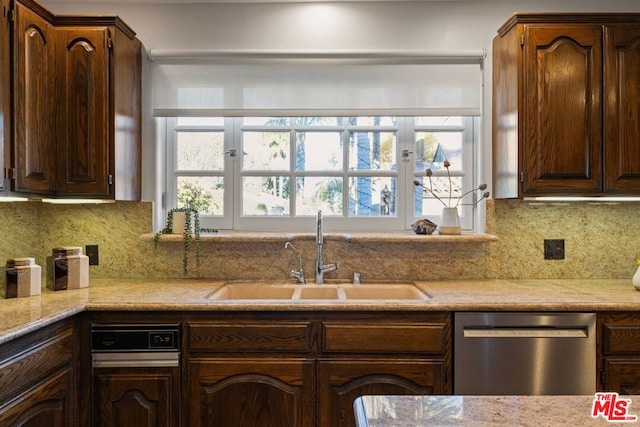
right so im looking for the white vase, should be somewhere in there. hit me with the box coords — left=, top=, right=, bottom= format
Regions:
left=439, top=207, right=461, bottom=235
left=633, top=266, right=640, bottom=290
left=171, top=211, right=188, bottom=234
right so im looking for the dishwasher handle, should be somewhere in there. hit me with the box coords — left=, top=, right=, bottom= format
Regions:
left=463, top=328, right=588, bottom=338
left=92, top=352, right=180, bottom=368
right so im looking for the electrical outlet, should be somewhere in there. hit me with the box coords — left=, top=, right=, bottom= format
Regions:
left=86, top=245, right=99, bottom=265
left=544, top=239, right=565, bottom=260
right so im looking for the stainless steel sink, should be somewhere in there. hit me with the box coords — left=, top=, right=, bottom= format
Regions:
left=209, top=282, right=430, bottom=301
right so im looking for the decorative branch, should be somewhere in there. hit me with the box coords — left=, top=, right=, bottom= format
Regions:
left=413, top=160, right=490, bottom=209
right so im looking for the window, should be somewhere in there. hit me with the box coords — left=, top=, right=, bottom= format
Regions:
left=164, top=115, right=478, bottom=231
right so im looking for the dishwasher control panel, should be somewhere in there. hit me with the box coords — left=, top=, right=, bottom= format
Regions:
left=91, top=324, right=181, bottom=352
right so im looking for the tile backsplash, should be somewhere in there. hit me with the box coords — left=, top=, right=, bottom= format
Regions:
left=0, top=199, right=638, bottom=281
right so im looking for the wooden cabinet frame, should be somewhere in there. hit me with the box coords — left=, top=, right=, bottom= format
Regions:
left=598, top=312, right=640, bottom=394
left=4, top=0, right=141, bottom=200
left=493, top=14, right=640, bottom=198
left=185, top=311, right=451, bottom=427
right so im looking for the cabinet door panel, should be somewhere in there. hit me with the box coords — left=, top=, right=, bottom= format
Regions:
left=604, top=360, right=640, bottom=394
left=604, top=25, right=640, bottom=192
left=58, top=28, right=109, bottom=196
left=189, top=358, right=314, bottom=427
left=93, top=366, right=179, bottom=427
left=522, top=25, right=603, bottom=194
left=0, top=365, right=73, bottom=427
left=318, top=359, right=444, bottom=427
left=13, top=4, right=56, bottom=194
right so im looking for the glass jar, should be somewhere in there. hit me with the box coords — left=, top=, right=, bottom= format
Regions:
left=4, top=257, right=41, bottom=298
left=47, top=247, right=89, bottom=291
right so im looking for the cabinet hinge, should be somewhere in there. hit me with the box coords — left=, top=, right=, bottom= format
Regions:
left=600, top=369, right=606, bottom=385
left=520, top=172, right=524, bottom=183
left=6, top=6, right=13, bottom=22
left=520, top=34, right=524, bottom=47
left=108, top=174, right=113, bottom=185
left=4, top=168, right=15, bottom=180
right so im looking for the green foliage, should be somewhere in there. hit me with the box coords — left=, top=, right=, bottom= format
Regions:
left=153, top=208, right=217, bottom=276
left=314, top=178, right=342, bottom=210
left=178, top=181, right=214, bottom=214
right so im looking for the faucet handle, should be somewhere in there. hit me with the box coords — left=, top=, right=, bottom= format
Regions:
left=289, top=269, right=306, bottom=284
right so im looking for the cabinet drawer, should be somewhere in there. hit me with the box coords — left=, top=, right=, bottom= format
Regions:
left=322, top=322, right=447, bottom=354
left=188, top=322, right=312, bottom=352
left=603, top=324, right=640, bottom=354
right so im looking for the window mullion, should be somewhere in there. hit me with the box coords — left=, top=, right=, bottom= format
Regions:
left=399, top=117, right=413, bottom=229
left=289, top=125, right=296, bottom=216
left=342, top=126, right=350, bottom=218
left=229, top=117, right=241, bottom=229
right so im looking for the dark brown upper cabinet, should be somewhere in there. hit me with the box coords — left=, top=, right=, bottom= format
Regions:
left=13, top=1, right=57, bottom=195
left=493, top=14, right=640, bottom=198
left=56, top=19, right=141, bottom=200
left=6, top=0, right=141, bottom=200
left=0, top=0, right=10, bottom=191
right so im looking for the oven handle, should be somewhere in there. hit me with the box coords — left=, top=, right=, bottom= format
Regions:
left=92, top=352, right=180, bottom=368
left=463, top=328, right=588, bottom=338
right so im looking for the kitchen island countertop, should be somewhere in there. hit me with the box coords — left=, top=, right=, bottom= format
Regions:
left=0, top=277, right=639, bottom=344
left=353, top=395, right=637, bottom=426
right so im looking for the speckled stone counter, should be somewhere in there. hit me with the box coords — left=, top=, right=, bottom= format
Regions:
left=1, top=277, right=639, bottom=345
left=354, top=395, right=637, bottom=426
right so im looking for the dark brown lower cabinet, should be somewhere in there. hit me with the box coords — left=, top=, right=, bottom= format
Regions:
left=602, top=360, right=640, bottom=394
left=0, top=366, right=73, bottom=427
left=93, top=366, right=180, bottom=427
left=187, top=358, right=315, bottom=427
left=318, top=359, right=445, bottom=427
left=599, top=312, right=640, bottom=393
left=185, top=311, right=451, bottom=427
left=0, top=320, right=77, bottom=427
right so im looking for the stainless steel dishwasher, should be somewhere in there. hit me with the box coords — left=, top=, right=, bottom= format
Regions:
left=454, top=312, right=596, bottom=395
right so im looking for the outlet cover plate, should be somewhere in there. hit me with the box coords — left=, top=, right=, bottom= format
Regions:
left=86, top=245, right=99, bottom=265
left=544, top=239, right=565, bottom=260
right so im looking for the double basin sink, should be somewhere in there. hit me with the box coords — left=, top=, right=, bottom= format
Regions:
left=209, top=282, right=431, bottom=301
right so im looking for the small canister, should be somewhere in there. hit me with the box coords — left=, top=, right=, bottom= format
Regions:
left=4, top=258, right=42, bottom=298
left=47, top=247, right=89, bottom=291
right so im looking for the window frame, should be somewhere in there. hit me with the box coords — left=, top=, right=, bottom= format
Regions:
left=163, top=116, right=478, bottom=232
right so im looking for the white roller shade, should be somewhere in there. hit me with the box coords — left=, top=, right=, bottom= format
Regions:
left=149, top=50, right=485, bottom=117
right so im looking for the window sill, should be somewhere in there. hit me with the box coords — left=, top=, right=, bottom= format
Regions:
left=141, top=231, right=497, bottom=244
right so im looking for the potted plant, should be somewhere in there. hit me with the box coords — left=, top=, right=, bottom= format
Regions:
left=154, top=207, right=201, bottom=275
left=154, top=183, right=218, bottom=274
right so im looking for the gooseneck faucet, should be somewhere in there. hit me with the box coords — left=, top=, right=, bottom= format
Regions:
left=315, top=210, right=338, bottom=284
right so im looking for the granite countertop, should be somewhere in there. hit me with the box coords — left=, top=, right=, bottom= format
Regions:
left=354, top=395, right=637, bottom=426
left=0, top=277, right=639, bottom=345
